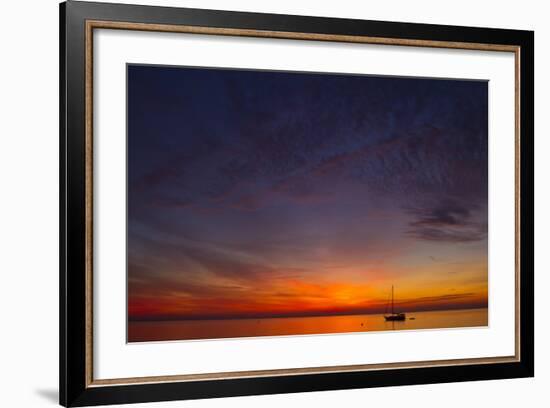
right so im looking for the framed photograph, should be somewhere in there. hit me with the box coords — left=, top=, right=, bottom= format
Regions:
left=60, top=1, right=534, bottom=406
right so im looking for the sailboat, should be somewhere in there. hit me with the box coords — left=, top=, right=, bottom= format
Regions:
left=384, top=285, right=406, bottom=321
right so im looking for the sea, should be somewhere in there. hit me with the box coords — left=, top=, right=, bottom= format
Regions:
left=128, top=308, right=488, bottom=343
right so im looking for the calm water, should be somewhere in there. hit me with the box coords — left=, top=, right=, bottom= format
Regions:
left=128, top=308, right=488, bottom=342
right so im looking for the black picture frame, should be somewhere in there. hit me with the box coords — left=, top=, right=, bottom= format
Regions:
left=60, top=1, right=534, bottom=406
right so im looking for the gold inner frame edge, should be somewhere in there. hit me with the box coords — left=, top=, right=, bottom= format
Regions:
left=84, top=19, right=521, bottom=388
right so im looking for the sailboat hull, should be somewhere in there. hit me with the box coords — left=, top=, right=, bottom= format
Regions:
left=384, top=313, right=406, bottom=321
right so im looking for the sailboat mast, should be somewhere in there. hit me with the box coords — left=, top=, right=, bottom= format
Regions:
left=391, top=285, right=394, bottom=314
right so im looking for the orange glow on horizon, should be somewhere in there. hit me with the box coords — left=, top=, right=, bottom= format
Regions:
left=128, top=261, right=488, bottom=321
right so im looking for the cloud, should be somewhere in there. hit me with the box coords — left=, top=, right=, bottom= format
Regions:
left=395, top=292, right=487, bottom=309
left=410, top=200, right=471, bottom=227
left=406, top=200, right=487, bottom=243
left=129, top=67, right=488, bottom=217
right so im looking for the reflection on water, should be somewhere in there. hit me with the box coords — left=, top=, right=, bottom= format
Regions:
left=128, top=308, right=488, bottom=343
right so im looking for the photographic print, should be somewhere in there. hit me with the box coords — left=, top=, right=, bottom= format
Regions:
left=61, top=5, right=533, bottom=404
left=127, top=64, right=488, bottom=343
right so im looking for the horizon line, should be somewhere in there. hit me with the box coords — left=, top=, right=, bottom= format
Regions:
left=128, top=304, right=488, bottom=323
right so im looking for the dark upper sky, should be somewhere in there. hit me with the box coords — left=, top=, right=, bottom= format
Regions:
left=127, top=64, right=488, bottom=321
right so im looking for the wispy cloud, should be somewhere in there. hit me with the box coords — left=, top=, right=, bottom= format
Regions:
left=405, top=200, right=487, bottom=243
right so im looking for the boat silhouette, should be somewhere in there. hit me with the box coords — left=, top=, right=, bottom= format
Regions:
left=384, top=285, right=406, bottom=321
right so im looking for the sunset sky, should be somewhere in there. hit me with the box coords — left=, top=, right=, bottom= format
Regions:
left=127, top=65, right=488, bottom=321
